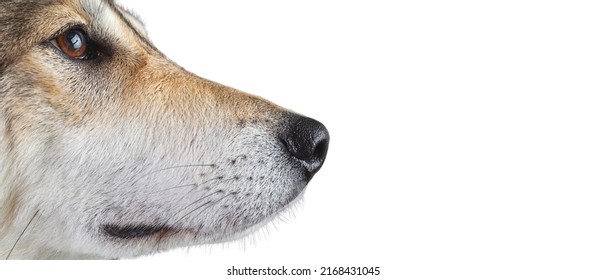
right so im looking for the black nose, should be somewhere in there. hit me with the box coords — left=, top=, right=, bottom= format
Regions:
left=280, top=114, right=330, bottom=177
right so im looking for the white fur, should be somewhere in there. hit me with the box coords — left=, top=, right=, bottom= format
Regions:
left=0, top=0, right=310, bottom=259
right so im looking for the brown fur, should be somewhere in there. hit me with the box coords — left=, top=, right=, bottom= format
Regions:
left=0, top=0, right=326, bottom=259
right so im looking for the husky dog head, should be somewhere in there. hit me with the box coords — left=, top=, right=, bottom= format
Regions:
left=0, top=0, right=328, bottom=259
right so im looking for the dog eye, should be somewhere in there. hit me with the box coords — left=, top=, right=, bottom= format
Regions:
left=51, top=28, right=99, bottom=60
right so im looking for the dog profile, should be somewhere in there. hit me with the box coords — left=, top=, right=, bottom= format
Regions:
left=0, top=0, right=329, bottom=259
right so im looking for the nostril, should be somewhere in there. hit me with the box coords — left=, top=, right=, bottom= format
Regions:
left=313, top=138, right=329, bottom=162
left=280, top=114, right=330, bottom=176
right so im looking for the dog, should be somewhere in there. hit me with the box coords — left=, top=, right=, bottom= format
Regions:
left=0, top=0, right=329, bottom=259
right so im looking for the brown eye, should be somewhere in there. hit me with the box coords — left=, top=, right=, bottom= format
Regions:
left=52, top=28, right=98, bottom=60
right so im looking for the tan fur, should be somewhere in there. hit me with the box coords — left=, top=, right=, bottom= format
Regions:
left=0, top=0, right=328, bottom=259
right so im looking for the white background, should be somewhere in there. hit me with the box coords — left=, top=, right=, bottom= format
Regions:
left=6, top=0, right=606, bottom=279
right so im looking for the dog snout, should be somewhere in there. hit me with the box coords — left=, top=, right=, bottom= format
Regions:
left=279, top=114, right=330, bottom=177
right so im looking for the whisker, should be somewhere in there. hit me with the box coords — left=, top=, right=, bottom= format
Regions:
left=199, top=175, right=237, bottom=185
left=151, top=183, right=197, bottom=194
left=184, top=192, right=234, bottom=226
left=172, top=192, right=236, bottom=231
left=6, top=210, right=39, bottom=260
left=200, top=177, right=221, bottom=185
left=173, top=201, right=214, bottom=227
left=162, top=191, right=236, bottom=241
left=180, top=190, right=222, bottom=214
left=195, top=192, right=237, bottom=231
left=129, top=164, right=216, bottom=186
left=170, top=190, right=223, bottom=227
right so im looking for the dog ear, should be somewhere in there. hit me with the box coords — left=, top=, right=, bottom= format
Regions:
left=115, top=3, right=149, bottom=36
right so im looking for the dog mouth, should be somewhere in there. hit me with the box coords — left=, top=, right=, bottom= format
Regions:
left=100, top=182, right=311, bottom=242
left=102, top=224, right=175, bottom=239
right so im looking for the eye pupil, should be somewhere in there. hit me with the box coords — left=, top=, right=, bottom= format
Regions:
left=66, top=31, right=83, bottom=51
